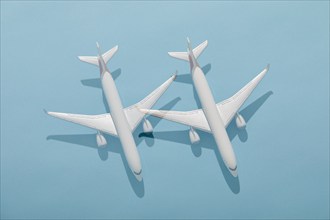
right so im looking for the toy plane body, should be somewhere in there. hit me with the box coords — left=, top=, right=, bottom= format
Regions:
left=46, top=43, right=176, bottom=181
left=141, top=39, right=269, bottom=177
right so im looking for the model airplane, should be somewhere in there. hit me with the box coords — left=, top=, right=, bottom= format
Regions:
left=45, top=42, right=176, bottom=181
left=140, top=38, right=269, bottom=177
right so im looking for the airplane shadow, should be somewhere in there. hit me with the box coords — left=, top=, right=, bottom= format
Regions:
left=175, top=63, right=211, bottom=85
left=80, top=68, right=122, bottom=89
left=139, top=91, right=273, bottom=194
left=47, top=97, right=181, bottom=198
left=80, top=68, right=121, bottom=114
left=175, top=63, right=211, bottom=108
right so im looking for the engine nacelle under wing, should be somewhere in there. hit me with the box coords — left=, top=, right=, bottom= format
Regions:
left=96, top=132, right=107, bottom=147
left=189, top=127, right=200, bottom=144
left=235, top=113, right=246, bottom=129
left=143, top=118, right=153, bottom=133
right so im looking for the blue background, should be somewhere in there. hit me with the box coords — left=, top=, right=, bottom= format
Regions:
left=1, top=1, right=329, bottom=219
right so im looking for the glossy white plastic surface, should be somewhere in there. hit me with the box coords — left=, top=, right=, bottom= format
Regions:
left=216, top=65, right=269, bottom=126
left=141, top=39, right=269, bottom=178
left=168, top=40, right=208, bottom=61
left=47, top=43, right=176, bottom=182
left=143, top=118, right=153, bottom=133
left=96, top=132, right=107, bottom=147
left=140, top=65, right=268, bottom=132
left=189, top=127, right=200, bottom=144
left=47, top=111, right=118, bottom=136
left=124, top=74, right=176, bottom=131
left=235, top=114, right=246, bottom=129
left=78, top=45, right=118, bottom=66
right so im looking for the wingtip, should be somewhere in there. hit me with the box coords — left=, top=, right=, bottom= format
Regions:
left=43, top=109, right=49, bottom=114
left=172, top=70, right=178, bottom=80
left=266, top=64, right=270, bottom=71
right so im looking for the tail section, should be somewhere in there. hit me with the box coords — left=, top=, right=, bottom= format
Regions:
left=78, top=44, right=118, bottom=66
left=100, top=45, right=118, bottom=64
left=168, top=40, right=208, bottom=61
left=168, top=51, right=189, bottom=61
left=192, top=40, right=208, bottom=58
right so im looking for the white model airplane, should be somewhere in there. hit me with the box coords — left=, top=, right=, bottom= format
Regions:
left=140, top=38, right=269, bottom=177
left=45, top=42, right=176, bottom=181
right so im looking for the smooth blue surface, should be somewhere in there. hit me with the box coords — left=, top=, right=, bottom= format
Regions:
left=1, top=1, right=329, bottom=219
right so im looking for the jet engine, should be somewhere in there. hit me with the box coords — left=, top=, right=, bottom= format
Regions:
left=143, top=118, right=153, bottom=133
left=96, top=131, right=107, bottom=147
left=235, top=113, right=246, bottom=129
left=189, top=127, right=200, bottom=144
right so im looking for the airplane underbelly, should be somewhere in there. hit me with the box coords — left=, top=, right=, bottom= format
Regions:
left=192, top=67, right=237, bottom=168
left=101, top=72, right=142, bottom=172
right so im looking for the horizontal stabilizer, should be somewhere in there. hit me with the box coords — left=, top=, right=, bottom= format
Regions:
left=168, top=52, right=189, bottom=61
left=78, top=45, right=118, bottom=66
left=168, top=40, right=208, bottom=61
left=192, top=40, right=208, bottom=58
left=77, top=56, right=99, bottom=66
left=101, top=45, right=118, bottom=64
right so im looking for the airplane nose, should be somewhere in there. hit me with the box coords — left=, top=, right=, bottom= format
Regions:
left=133, top=169, right=143, bottom=182
left=228, top=165, right=238, bottom=177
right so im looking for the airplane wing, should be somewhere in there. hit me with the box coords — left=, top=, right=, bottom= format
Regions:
left=139, top=108, right=211, bottom=132
left=46, top=111, right=118, bottom=136
left=217, top=65, right=269, bottom=126
left=124, top=74, right=177, bottom=132
left=46, top=74, right=176, bottom=136
left=140, top=65, right=269, bottom=131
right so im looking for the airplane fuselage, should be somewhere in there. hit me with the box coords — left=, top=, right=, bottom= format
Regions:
left=190, top=56, right=238, bottom=176
left=100, top=67, right=142, bottom=181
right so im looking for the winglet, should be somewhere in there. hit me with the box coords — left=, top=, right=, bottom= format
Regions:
left=43, top=109, right=48, bottom=114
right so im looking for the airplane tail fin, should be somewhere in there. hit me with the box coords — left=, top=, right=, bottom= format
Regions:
left=168, top=40, right=208, bottom=61
left=78, top=45, right=118, bottom=66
